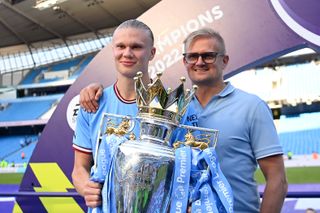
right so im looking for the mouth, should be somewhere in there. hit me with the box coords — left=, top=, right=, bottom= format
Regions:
left=120, top=61, right=136, bottom=66
left=194, top=68, right=208, bottom=72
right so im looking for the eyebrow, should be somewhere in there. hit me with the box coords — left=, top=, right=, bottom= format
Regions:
left=114, top=41, right=145, bottom=47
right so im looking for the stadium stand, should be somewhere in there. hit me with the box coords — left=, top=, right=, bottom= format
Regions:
left=0, top=135, right=38, bottom=164
left=19, top=68, right=45, bottom=85
left=278, top=112, right=320, bottom=155
left=50, top=57, right=82, bottom=72
left=18, top=53, right=96, bottom=85
left=280, top=128, right=320, bottom=155
left=69, top=54, right=94, bottom=79
left=0, top=52, right=96, bottom=167
left=0, top=94, right=63, bottom=122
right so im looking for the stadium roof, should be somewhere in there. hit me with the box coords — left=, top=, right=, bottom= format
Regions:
left=0, top=0, right=160, bottom=48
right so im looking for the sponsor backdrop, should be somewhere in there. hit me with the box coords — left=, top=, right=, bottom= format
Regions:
left=17, top=0, right=320, bottom=211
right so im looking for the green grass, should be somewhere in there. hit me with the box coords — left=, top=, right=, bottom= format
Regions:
left=1, top=166, right=320, bottom=185
left=0, top=173, right=24, bottom=184
left=255, top=166, right=320, bottom=184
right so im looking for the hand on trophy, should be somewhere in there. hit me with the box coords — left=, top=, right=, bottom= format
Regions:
left=83, top=180, right=102, bottom=208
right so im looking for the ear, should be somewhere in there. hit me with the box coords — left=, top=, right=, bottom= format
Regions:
left=149, top=47, right=156, bottom=61
left=182, top=57, right=188, bottom=66
left=222, top=55, right=229, bottom=69
left=222, top=55, right=229, bottom=66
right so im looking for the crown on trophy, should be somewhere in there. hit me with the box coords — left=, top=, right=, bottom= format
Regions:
left=134, top=71, right=197, bottom=124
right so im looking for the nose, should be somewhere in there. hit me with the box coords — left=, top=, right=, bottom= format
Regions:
left=195, top=55, right=205, bottom=65
left=123, top=47, right=133, bottom=57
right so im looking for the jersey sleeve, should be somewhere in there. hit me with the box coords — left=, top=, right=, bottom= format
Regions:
left=72, top=107, right=92, bottom=154
left=250, top=100, right=283, bottom=159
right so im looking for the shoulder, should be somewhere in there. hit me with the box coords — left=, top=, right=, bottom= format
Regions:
left=232, top=87, right=265, bottom=106
left=102, top=84, right=115, bottom=96
left=224, top=84, right=271, bottom=116
left=99, top=84, right=116, bottom=102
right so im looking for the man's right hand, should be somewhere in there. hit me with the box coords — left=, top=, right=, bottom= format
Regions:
left=80, top=83, right=103, bottom=113
left=83, top=180, right=102, bottom=208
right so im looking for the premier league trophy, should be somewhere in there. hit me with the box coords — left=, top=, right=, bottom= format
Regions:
left=95, top=72, right=233, bottom=213
left=111, top=72, right=195, bottom=213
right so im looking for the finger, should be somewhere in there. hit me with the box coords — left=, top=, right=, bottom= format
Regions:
left=85, top=194, right=102, bottom=208
left=80, top=88, right=90, bottom=110
left=87, top=90, right=98, bottom=112
left=91, top=90, right=102, bottom=111
left=81, top=92, right=92, bottom=113
left=95, top=87, right=103, bottom=101
left=87, top=181, right=102, bottom=189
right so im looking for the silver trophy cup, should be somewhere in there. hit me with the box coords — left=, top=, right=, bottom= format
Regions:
left=114, top=117, right=176, bottom=213
left=106, top=72, right=196, bottom=212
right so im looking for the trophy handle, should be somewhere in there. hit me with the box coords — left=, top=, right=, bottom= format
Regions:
left=174, top=124, right=219, bottom=149
left=93, top=113, right=136, bottom=169
left=103, top=113, right=135, bottom=137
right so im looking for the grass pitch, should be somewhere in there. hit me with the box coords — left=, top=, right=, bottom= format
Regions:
left=0, top=166, right=319, bottom=185
left=255, top=166, right=320, bottom=184
left=0, top=173, right=24, bottom=184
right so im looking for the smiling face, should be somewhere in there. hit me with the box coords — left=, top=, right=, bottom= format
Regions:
left=112, top=27, right=155, bottom=79
left=183, top=36, right=229, bottom=87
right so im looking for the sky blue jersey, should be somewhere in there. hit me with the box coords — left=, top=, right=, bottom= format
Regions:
left=73, top=83, right=138, bottom=161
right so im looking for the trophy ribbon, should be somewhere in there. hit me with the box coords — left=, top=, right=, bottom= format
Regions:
left=89, top=134, right=127, bottom=213
left=191, top=148, right=234, bottom=213
left=170, top=146, right=192, bottom=213
left=102, top=134, right=127, bottom=213
left=171, top=146, right=234, bottom=213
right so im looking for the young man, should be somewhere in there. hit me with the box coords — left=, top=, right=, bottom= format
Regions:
left=72, top=19, right=156, bottom=209
left=79, top=28, right=288, bottom=212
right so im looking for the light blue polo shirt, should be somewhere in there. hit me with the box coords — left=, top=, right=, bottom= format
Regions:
left=181, top=82, right=283, bottom=213
left=73, top=83, right=138, bottom=162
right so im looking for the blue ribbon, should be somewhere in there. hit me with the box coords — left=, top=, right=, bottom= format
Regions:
left=170, top=146, right=192, bottom=213
left=88, top=134, right=126, bottom=213
left=202, top=148, right=234, bottom=213
left=171, top=147, right=234, bottom=213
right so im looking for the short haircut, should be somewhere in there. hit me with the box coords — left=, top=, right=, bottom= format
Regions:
left=183, top=28, right=226, bottom=54
left=306, top=208, right=317, bottom=213
left=114, top=19, right=154, bottom=45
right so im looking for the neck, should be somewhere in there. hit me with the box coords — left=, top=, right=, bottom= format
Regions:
left=116, top=73, right=150, bottom=100
left=195, top=81, right=226, bottom=107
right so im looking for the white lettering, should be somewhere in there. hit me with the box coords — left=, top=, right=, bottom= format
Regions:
left=99, top=149, right=108, bottom=175
left=176, top=149, right=187, bottom=183
left=198, top=11, right=214, bottom=26
left=175, top=201, right=183, bottom=213
left=217, top=180, right=233, bottom=207
left=203, top=186, right=214, bottom=213
left=212, top=5, right=223, bottom=19
left=155, top=5, right=224, bottom=55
